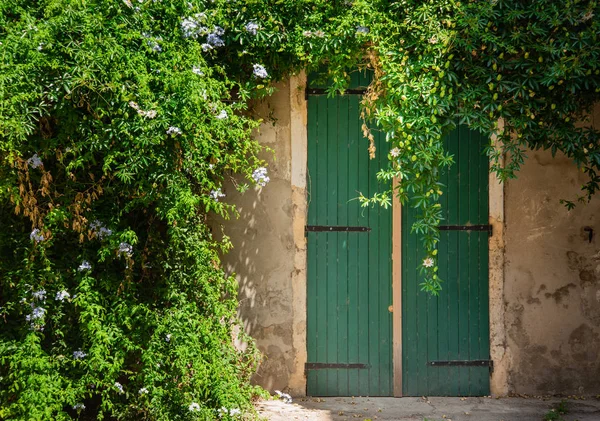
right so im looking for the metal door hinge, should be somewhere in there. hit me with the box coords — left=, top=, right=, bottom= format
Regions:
left=305, top=362, right=369, bottom=374
left=305, top=225, right=371, bottom=233
left=428, top=359, right=494, bottom=373
left=438, top=224, right=493, bottom=235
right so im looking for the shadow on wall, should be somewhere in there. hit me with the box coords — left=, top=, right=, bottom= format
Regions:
left=211, top=175, right=297, bottom=393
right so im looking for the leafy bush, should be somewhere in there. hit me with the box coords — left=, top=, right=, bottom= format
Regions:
left=0, top=0, right=277, bottom=419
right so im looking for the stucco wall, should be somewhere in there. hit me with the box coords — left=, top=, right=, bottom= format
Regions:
left=217, top=76, right=307, bottom=396
left=504, top=106, right=600, bottom=395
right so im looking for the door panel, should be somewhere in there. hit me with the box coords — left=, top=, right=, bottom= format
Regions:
left=402, top=126, right=490, bottom=396
left=306, top=71, right=393, bottom=397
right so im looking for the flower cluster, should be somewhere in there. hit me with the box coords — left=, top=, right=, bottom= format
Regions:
left=128, top=101, right=157, bottom=119
left=55, top=290, right=70, bottom=302
left=181, top=13, right=207, bottom=39
left=25, top=306, right=46, bottom=330
left=78, top=260, right=92, bottom=272
left=118, top=242, right=133, bottom=257
left=90, top=220, right=112, bottom=239
left=217, top=407, right=241, bottom=418
left=302, top=30, right=325, bottom=38
left=26, top=154, right=43, bottom=168
left=73, top=403, right=86, bottom=411
left=274, top=390, right=292, bottom=404
left=245, top=21, right=259, bottom=35
left=166, top=126, right=182, bottom=136
left=30, top=228, right=44, bottom=243
left=73, top=350, right=87, bottom=360
left=189, top=402, right=201, bottom=412
left=253, top=64, right=269, bottom=79
left=32, top=289, right=46, bottom=301
left=192, top=66, right=204, bottom=76
left=114, top=382, right=124, bottom=394
left=201, top=26, right=225, bottom=51
left=142, top=32, right=162, bottom=52
left=138, top=387, right=149, bottom=395
left=355, top=25, right=369, bottom=34
left=252, top=167, right=270, bottom=187
left=210, top=188, right=225, bottom=201
left=216, top=110, right=228, bottom=120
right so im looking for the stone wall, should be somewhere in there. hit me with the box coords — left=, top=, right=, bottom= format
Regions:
left=216, top=75, right=307, bottom=396
left=503, top=105, right=600, bottom=395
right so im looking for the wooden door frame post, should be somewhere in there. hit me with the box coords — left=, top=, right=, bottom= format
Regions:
left=392, top=178, right=403, bottom=397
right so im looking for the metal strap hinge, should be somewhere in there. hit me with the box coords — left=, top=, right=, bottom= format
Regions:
left=428, top=359, right=494, bottom=372
left=438, top=224, right=493, bottom=235
left=305, top=225, right=371, bottom=233
left=305, top=88, right=367, bottom=100
left=305, top=362, right=369, bottom=374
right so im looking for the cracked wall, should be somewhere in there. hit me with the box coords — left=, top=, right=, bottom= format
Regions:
left=217, top=75, right=307, bottom=396
left=504, top=105, right=600, bottom=395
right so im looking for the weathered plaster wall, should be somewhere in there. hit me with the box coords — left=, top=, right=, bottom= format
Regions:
left=504, top=106, right=600, bottom=395
left=217, top=75, right=307, bottom=396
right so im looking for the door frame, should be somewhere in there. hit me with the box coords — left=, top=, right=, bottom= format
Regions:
left=287, top=72, right=508, bottom=397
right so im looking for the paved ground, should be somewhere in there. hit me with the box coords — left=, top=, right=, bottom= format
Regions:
left=257, top=396, right=600, bottom=421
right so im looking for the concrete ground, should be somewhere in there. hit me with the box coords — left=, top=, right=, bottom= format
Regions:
left=256, top=396, right=600, bottom=421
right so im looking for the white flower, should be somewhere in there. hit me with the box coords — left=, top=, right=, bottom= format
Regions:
left=27, top=154, right=43, bottom=169
left=192, top=66, right=204, bottom=76
left=73, top=350, right=87, bottom=360
left=229, top=408, right=242, bottom=416
left=189, top=402, right=201, bottom=412
left=201, top=43, right=212, bottom=51
left=166, top=126, right=182, bottom=136
left=147, top=39, right=162, bottom=52
left=30, top=228, right=44, bottom=243
left=118, top=242, right=133, bottom=257
left=32, top=289, right=46, bottom=301
left=210, top=188, right=225, bottom=201
left=90, top=220, right=112, bottom=239
left=274, top=390, right=292, bottom=403
left=165, top=334, right=172, bottom=342
left=245, top=21, right=259, bottom=35
left=216, top=110, right=228, bottom=120
left=181, top=16, right=201, bottom=38
left=422, top=257, right=435, bottom=268
left=26, top=306, right=46, bottom=321
left=302, top=30, right=325, bottom=38
left=73, top=403, right=86, bottom=410
left=253, top=64, right=269, bottom=79
left=139, top=387, right=149, bottom=395
left=206, top=28, right=225, bottom=48
left=114, top=382, right=124, bottom=394
left=55, top=290, right=70, bottom=302
left=356, top=25, right=369, bottom=34
left=78, top=260, right=92, bottom=272
left=390, top=147, right=401, bottom=157
left=140, top=109, right=157, bottom=119
left=252, top=167, right=270, bottom=187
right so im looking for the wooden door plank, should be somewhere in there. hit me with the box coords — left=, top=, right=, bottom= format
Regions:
left=337, top=95, right=350, bottom=396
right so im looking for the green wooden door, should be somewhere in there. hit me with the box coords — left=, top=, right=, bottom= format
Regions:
left=402, top=125, right=490, bottom=396
left=306, top=71, right=393, bottom=397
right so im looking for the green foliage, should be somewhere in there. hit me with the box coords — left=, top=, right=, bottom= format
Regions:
left=1, top=0, right=600, bottom=418
left=543, top=399, right=569, bottom=421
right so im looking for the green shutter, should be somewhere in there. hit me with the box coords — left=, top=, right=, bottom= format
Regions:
left=402, top=126, right=490, bottom=396
left=306, top=70, right=393, bottom=396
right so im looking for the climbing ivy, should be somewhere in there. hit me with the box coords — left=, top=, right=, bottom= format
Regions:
left=1, top=0, right=599, bottom=419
